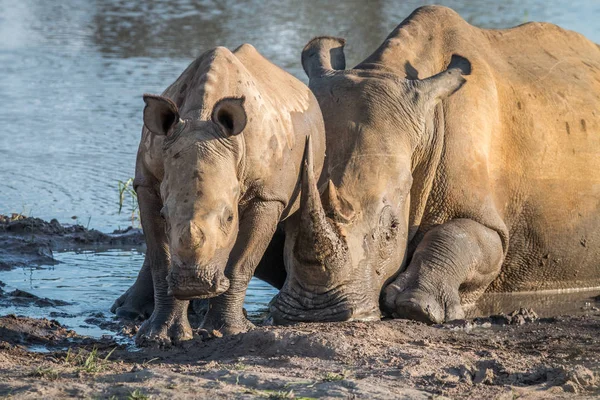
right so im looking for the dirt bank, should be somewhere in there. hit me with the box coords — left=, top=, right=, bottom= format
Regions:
left=1, top=309, right=599, bottom=399
left=0, top=214, right=144, bottom=271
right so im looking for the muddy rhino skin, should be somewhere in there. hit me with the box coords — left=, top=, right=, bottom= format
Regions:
left=113, top=44, right=325, bottom=345
left=272, top=6, right=600, bottom=324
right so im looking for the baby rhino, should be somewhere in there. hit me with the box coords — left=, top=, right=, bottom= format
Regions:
left=113, top=44, right=325, bottom=345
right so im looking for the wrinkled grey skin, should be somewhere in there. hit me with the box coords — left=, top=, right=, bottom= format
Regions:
left=272, top=6, right=600, bottom=324
left=111, top=44, right=325, bottom=345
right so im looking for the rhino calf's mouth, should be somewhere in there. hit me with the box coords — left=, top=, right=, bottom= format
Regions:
left=167, top=266, right=230, bottom=300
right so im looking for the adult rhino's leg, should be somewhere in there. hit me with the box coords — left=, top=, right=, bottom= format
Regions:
left=134, top=185, right=192, bottom=346
left=383, top=219, right=504, bottom=324
left=201, top=200, right=283, bottom=335
left=253, top=224, right=286, bottom=290
left=110, top=259, right=154, bottom=320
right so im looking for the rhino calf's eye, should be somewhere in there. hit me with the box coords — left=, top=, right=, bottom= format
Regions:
left=227, top=214, right=234, bottom=222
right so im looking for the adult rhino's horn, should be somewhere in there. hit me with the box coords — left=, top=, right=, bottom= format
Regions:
left=301, top=36, right=346, bottom=78
left=295, top=136, right=349, bottom=275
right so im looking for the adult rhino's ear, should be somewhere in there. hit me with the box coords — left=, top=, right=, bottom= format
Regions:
left=212, top=96, right=247, bottom=136
left=301, top=36, right=346, bottom=78
left=143, top=94, right=183, bottom=136
left=416, top=56, right=471, bottom=108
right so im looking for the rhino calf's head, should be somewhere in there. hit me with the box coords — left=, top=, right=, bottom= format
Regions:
left=143, top=94, right=248, bottom=299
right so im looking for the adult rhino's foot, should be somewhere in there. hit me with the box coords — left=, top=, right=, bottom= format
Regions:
left=383, top=282, right=464, bottom=324
left=110, top=283, right=154, bottom=320
left=135, top=304, right=192, bottom=347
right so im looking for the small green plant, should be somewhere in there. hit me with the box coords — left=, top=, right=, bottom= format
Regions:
left=128, top=389, right=150, bottom=400
left=231, top=362, right=247, bottom=371
left=141, top=357, right=160, bottom=367
left=267, top=389, right=295, bottom=399
left=244, top=388, right=316, bottom=400
left=29, top=366, right=60, bottom=381
left=64, top=346, right=116, bottom=374
left=118, top=178, right=140, bottom=227
left=322, top=371, right=345, bottom=382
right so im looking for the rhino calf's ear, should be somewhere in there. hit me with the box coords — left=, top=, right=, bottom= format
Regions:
left=143, top=94, right=182, bottom=136
left=212, top=96, right=247, bottom=136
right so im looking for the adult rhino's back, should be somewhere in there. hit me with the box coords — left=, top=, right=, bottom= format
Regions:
left=499, top=21, right=599, bottom=294
left=368, top=6, right=600, bottom=292
left=478, top=15, right=600, bottom=292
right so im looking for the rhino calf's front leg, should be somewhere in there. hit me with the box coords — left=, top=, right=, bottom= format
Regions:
left=384, top=218, right=504, bottom=323
left=134, top=186, right=193, bottom=346
left=201, top=200, right=283, bottom=334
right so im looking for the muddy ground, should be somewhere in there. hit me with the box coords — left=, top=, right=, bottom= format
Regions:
left=0, top=311, right=599, bottom=399
left=0, top=216, right=599, bottom=399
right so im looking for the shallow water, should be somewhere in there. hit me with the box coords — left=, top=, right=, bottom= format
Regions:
left=1, top=1, right=599, bottom=331
left=0, top=249, right=277, bottom=338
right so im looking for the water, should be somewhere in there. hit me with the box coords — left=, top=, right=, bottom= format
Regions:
left=0, top=1, right=599, bottom=333
left=1, top=0, right=599, bottom=230
left=0, top=250, right=277, bottom=338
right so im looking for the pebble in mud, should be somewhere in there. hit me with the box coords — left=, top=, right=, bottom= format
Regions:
left=439, top=308, right=538, bottom=331
left=441, top=320, right=493, bottom=332
left=476, top=307, right=539, bottom=326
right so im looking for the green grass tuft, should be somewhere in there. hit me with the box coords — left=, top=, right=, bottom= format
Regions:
left=322, top=371, right=345, bottom=382
left=117, top=177, right=140, bottom=226
left=64, top=346, right=116, bottom=374
left=29, top=366, right=60, bottom=381
left=127, top=389, right=150, bottom=400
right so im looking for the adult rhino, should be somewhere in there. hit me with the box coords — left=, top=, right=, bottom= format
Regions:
left=272, top=6, right=600, bottom=324
left=112, top=44, right=325, bottom=345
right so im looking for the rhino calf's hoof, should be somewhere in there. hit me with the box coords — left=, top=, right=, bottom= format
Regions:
left=135, top=312, right=193, bottom=348
left=201, top=315, right=255, bottom=336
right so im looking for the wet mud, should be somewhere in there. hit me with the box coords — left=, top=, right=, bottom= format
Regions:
left=0, top=286, right=71, bottom=308
left=0, top=214, right=144, bottom=271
